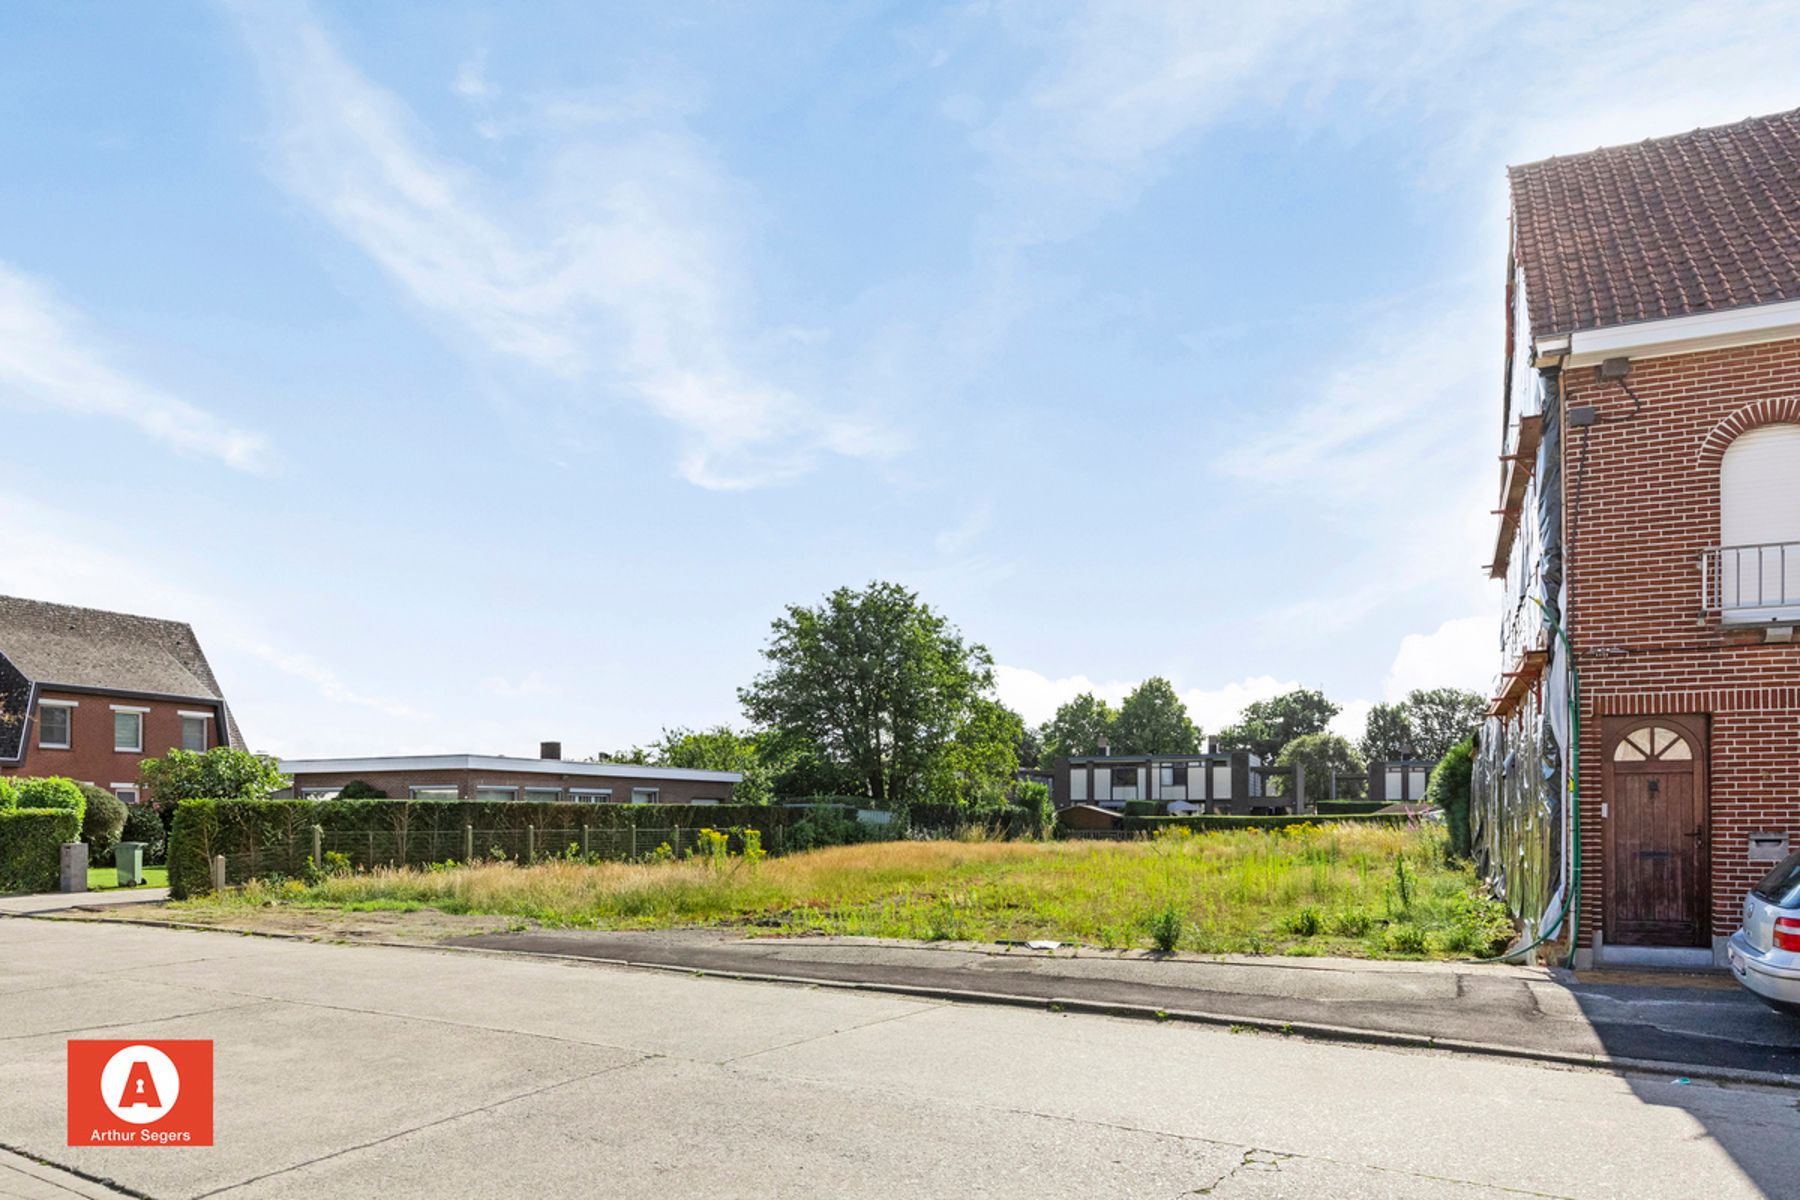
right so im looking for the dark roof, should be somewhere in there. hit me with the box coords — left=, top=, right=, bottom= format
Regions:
left=1508, top=109, right=1800, bottom=338
left=0, top=596, right=244, bottom=753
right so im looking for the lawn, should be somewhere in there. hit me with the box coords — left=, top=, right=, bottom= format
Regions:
left=87, top=866, right=169, bottom=890
left=183, top=823, right=1513, bottom=958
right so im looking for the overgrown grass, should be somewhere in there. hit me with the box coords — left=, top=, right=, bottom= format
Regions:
left=183, top=823, right=1511, bottom=958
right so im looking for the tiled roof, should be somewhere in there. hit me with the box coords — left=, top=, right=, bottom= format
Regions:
left=1508, top=109, right=1800, bottom=338
left=0, top=596, right=244, bottom=754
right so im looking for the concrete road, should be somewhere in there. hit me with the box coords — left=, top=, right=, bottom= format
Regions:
left=1, top=918, right=1797, bottom=1199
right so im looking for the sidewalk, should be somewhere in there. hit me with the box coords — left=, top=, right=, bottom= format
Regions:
left=448, top=928, right=1800, bottom=1082
left=0, top=886, right=170, bottom=916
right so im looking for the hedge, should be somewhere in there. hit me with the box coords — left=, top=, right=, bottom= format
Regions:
left=169, top=798, right=815, bottom=898
left=0, top=808, right=80, bottom=893
left=1312, top=799, right=1388, bottom=816
left=1110, top=812, right=1418, bottom=834
left=13, top=777, right=85, bottom=824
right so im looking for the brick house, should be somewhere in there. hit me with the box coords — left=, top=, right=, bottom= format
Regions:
left=281, top=742, right=740, bottom=805
left=0, top=596, right=244, bottom=802
left=1478, top=110, right=1800, bottom=968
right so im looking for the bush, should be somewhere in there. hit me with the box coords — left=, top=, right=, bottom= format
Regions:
left=15, top=777, right=85, bottom=824
left=1312, top=799, right=1387, bottom=816
left=0, top=808, right=81, bottom=893
left=140, top=748, right=288, bottom=805
left=1427, top=738, right=1475, bottom=859
left=783, top=806, right=873, bottom=852
left=121, top=804, right=168, bottom=865
left=168, top=797, right=801, bottom=898
left=79, top=785, right=128, bottom=865
left=1118, top=813, right=1413, bottom=834
left=0, top=778, right=16, bottom=809
left=1147, top=905, right=1184, bottom=953
left=337, top=780, right=388, bottom=800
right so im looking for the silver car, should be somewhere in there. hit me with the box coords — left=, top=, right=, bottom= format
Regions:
left=1728, top=850, right=1800, bottom=1014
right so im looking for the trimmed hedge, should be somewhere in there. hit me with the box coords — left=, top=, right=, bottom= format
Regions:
left=169, top=798, right=809, bottom=898
left=80, top=784, right=128, bottom=865
left=0, top=808, right=80, bottom=893
left=1312, top=799, right=1388, bottom=816
left=14, top=777, right=85, bottom=824
left=1115, top=813, right=1417, bottom=834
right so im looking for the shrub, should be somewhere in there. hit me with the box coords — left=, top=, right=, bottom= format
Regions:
left=121, top=803, right=168, bottom=865
left=1148, top=904, right=1184, bottom=953
left=784, top=806, right=872, bottom=852
left=1329, top=907, right=1374, bottom=937
left=1427, top=738, right=1475, bottom=859
left=0, top=807, right=81, bottom=893
left=79, top=785, right=128, bottom=865
left=1282, top=906, right=1323, bottom=938
left=140, top=748, right=289, bottom=805
left=1311, top=799, right=1387, bottom=816
left=15, top=777, right=85, bottom=824
left=337, top=780, right=388, bottom=800
left=1384, top=923, right=1428, bottom=955
left=0, top=778, right=16, bottom=809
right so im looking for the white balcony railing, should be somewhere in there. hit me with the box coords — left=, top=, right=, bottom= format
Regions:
left=1701, top=541, right=1800, bottom=621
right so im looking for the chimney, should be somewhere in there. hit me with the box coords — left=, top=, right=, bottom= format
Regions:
left=540, top=740, right=562, bottom=761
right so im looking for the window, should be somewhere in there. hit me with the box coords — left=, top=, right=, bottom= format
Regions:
left=113, top=785, right=140, bottom=805
left=301, top=787, right=340, bottom=798
left=1612, top=725, right=1693, bottom=762
left=111, top=708, right=145, bottom=753
left=1718, top=423, right=1800, bottom=617
left=410, top=785, right=459, bottom=800
left=690, top=797, right=721, bottom=806
left=1070, top=770, right=1088, bottom=802
left=1110, top=767, right=1136, bottom=788
left=475, top=786, right=518, bottom=803
left=180, top=715, right=209, bottom=753
left=1158, top=764, right=1188, bottom=788
left=570, top=789, right=614, bottom=803
left=630, top=787, right=659, bottom=805
left=38, top=704, right=72, bottom=749
left=523, top=788, right=561, bottom=803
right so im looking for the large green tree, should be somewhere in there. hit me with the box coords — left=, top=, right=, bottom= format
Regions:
left=1402, top=688, right=1488, bottom=762
left=651, top=725, right=778, bottom=805
left=1039, top=692, right=1117, bottom=761
left=1359, top=702, right=1413, bottom=762
left=1111, top=677, right=1200, bottom=755
left=931, top=698, right=1024, bottom=806
left=1215, top=688, right=1339, bottom=762
left=738, top=582, right=993, bottom=807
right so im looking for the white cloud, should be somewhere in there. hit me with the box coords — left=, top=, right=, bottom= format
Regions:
left=231, top=2, right=891, bottom=489
left=934, top=501, right=992, bottom=555
left=453, top=51, right=495, bottom=100
left=1380, top=614, right=1493, bottom=701
left=0, top=263, right=271, bottom=472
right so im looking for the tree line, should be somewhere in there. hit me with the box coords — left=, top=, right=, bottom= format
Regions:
left=596, top=581, right=1486, bottom=808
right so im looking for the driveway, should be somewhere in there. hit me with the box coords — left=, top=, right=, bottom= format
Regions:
left=2, top=916, right=1797, bottom=1199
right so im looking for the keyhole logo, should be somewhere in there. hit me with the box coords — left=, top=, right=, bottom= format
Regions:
left=99, top=1045, right=180, bottom=1124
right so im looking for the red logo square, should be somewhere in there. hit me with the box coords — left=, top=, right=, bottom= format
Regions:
left=67, top=1040, right=213, bottom=1147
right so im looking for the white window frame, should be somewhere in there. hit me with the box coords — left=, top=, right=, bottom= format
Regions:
left=409, top=785, right=460, bottom=800
left=178, top=710, right=213, bottom=753
left=111, top=783, right=140, bottom=805
left=570, top=788, right=614, bottom=803
left=629, top=787, right=659, bottom=805
left=37, top=700, right=76, bottom=750
left=474, top=785, right=519, bottom=803
left=689, top=797, right=721, bottom=806
left=110, top=706, right=148, bottom=753
left=523, top=787, right=561, bottom=803
left=301, top=787, right=340, bottom=799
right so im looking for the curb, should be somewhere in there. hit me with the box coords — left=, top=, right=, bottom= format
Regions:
left=22, top=909, right=1800, bottom=1091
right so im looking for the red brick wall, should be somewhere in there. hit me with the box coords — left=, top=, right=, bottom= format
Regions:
left=0, top=688, right=224, bottom=798
left=1561, top=340, right=1800, bottom=943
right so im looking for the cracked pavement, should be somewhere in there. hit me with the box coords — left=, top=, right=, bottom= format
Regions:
left=2, top=917, right=1797, bottom=1198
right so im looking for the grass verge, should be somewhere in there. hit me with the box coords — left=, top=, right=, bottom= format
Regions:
left=179, top=823, right=1510, bottom=958
left=86, top=866, right=169, bottom=891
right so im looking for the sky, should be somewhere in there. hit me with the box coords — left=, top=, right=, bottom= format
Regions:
left=2, top=1, right=1798, bottom=759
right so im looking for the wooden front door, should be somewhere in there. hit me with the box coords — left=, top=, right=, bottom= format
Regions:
left=1603, top=716, right=1709, bottom=947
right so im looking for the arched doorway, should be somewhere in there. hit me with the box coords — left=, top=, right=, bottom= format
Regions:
left=1603, top=716, right=1709, bottom=947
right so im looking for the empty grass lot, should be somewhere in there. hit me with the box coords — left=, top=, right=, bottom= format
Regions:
left=187, top=823, right=1512, bottom=958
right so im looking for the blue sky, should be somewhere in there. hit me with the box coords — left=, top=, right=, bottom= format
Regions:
left=3, top=1, right=1798, bottom=757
